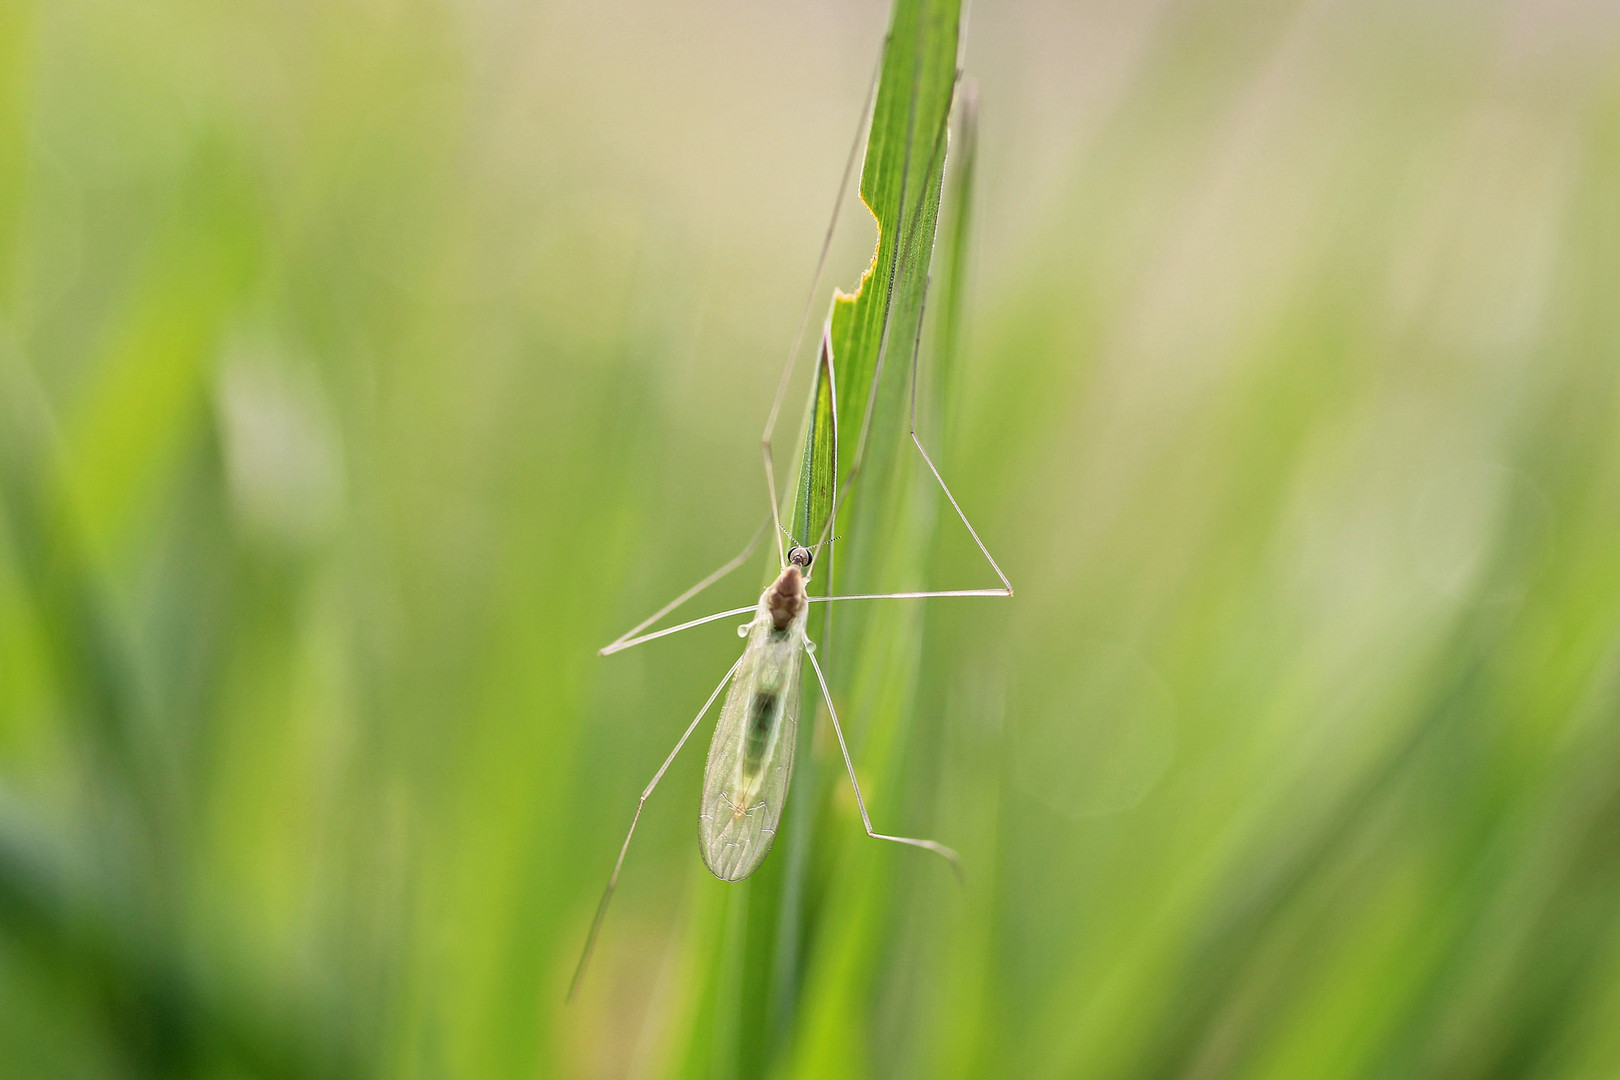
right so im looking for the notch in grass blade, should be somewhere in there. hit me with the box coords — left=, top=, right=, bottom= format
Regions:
left=828, top=0, right=960, bottom=562
left=685, top=1, right=965, bottom=1070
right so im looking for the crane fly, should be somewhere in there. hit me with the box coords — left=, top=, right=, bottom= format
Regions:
left=700, top=540, right=814, bottom=881
left=568, top=48, right=1010, bottom=1000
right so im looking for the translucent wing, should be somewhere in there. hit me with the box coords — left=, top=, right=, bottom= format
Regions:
left=699, top=615, right=804, bottom=881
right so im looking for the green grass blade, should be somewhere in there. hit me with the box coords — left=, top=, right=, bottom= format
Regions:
left=934, top=80, right=978, bottom=445
left=686, top=1, right=965, bottom=1073
left=787, top=334, right=837, bottom=552
left=827, top=0, right=959, bottom=518
left=778, top=1, right=964, bottom=1075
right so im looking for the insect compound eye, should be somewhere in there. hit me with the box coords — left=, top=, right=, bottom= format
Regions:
left=788, top=545, right=813, bottom=568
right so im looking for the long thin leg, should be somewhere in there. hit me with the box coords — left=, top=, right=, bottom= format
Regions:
left=604, top=55, right=881, bottom=659
left=568, top=655, right=746, bottom=1000
left=803, top=306, right=1012, bottom=606
left=808, top=588, right=1003, bottom=603
left=600, top=605, right=758, bottom=657
left=599, top=517, right=767, bottom=655
left=902, top=256, right=1013, bottom=591
left=827, top=66, right=962, bottom=532
left=803, top=282, right=1012, bottom=604
left=761, top=51, right=883, bottom=566
left=806, top=648, right=961, bottom=878
left=811, top=124, right=1013, bottom=607
left=601, top=252, right=1013, bottom=657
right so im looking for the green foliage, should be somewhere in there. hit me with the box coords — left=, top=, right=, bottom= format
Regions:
left=5, top=0, right=1620, bottom=1078
left=695, top=6, right=964, bottom=1074
left=786, top=337, right=835, bottom=556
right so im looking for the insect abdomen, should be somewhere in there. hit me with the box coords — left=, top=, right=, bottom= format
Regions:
left=743, top=689, right=778, bottom=778
left=698, top=623, right=803, bottom=882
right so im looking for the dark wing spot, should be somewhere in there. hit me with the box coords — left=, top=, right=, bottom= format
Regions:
left=743, top=690, right=778, bottom=774
left=750, top=691, right=775, bottom=733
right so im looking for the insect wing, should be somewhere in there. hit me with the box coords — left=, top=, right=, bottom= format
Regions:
left=699, top=619, right=803, bottom=881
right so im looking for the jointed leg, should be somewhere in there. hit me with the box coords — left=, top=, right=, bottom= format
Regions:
left=903, top=260, right=1013, bottom=593
left=599, top=518, right=767, bottom=655
left=805, top=270, right=1012, bottom=606
left=604, top=59, right=881, bottom=658
left=812, top=109, right=1013, bottom=607
left=601, top=604, right=760, bottom=657
left=807, top=648, right=961, bottom=878
left=568, top=654, right=746, bottom=1000
left=761, top=54, right=882, bottom=565
left=805, top=302, right=1012, bottom=605
left=825, top=67, right=962, bottom=537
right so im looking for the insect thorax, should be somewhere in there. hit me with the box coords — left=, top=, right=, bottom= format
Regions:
left=765, top=565, right=807, bottom=633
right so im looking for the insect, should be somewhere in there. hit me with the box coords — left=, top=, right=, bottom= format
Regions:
left=568, top=48, right=1010, bottom=1000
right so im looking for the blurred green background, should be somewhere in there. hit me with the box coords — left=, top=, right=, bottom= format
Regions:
left=5, top=0, right=1620, bottom=1077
